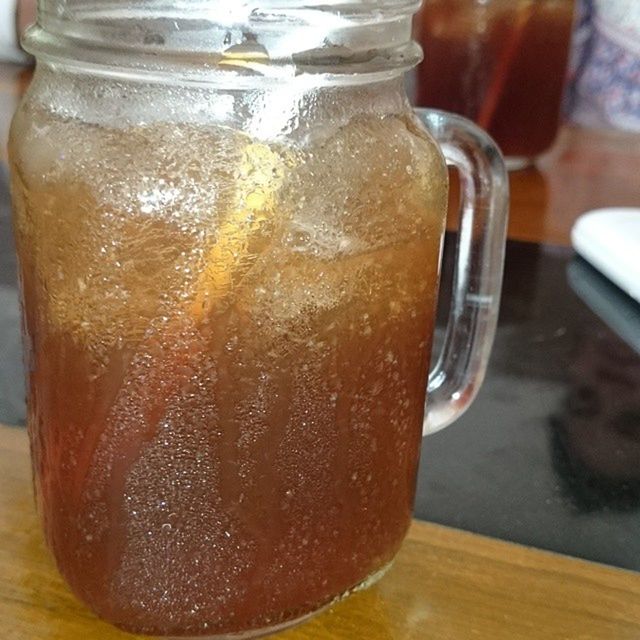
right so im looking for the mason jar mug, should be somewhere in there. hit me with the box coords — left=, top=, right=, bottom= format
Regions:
left=10, top=1, right=509, bottom=637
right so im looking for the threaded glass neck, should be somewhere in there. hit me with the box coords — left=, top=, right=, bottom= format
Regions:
left=25, top=1, right=422, bottom=83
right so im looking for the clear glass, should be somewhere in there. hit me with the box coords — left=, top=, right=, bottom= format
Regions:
left=10, top=2, right=507, bottom=638
left=418, top=109, right=508, bottom=434
left=414, top=0, right=576, bottom=168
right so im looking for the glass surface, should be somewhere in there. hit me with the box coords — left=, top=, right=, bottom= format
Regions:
left=414, top=0, right=576, bottom=162
left=9, top=2, right=507, bottom=637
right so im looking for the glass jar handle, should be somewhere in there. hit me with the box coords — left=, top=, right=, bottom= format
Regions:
left=415, top=108, right=509, bottom=435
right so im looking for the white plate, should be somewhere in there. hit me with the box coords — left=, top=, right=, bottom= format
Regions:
left=571, top=207, right=640, bottom=304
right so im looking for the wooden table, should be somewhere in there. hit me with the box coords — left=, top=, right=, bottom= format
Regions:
left=1, top=61, right=640, bottom=639
left=445, top=124, right=640, bottom=247
left=4, top=423, right=640, bottom=640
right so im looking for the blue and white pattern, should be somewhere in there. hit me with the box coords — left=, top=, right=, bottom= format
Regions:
left=569, top=0, right=640, bottom=132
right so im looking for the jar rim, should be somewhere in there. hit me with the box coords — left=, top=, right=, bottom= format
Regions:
left=36, top=1, right=421, bottom=22
left=25, top=0, right=422, bottom=84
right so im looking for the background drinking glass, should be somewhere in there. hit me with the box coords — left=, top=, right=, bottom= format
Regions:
left=414, top=0, right=576, bottom=169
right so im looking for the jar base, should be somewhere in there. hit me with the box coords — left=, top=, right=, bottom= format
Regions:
left=165, top=609, right=325, bottom=640
left=164, top=562, right=394, bottom=640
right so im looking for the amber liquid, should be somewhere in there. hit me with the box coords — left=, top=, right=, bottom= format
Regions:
left=10, top=104, right=447, bottom=637
left=415, top=0, right=575, bottom=158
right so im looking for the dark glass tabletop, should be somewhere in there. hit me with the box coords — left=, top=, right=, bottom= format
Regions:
left=1, top=164, right=639, bottom=571
left=417, top=236, right=640, bottom=571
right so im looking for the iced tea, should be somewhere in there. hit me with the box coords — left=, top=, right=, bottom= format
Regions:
left=10, top=99, right=447, bottom=636
left=415, top=0, right=575, bottom=159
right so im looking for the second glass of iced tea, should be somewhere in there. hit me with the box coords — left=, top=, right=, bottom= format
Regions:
left=10, top=1, right=509, bottom=638
left=415, top=0, right=576, bottom=167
